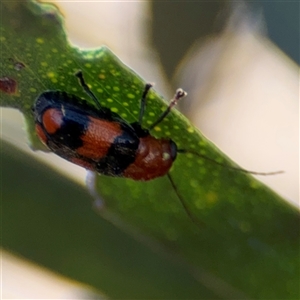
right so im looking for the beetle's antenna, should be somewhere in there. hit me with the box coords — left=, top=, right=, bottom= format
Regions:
left=148, top=89, right=187, bottom=130
left=167, top=173, right=205, bottom=229
left=177, top=149, right=284, bottom=175
left=75, top=71, right=102, bottom=110
left=139, top=83, right=153, bottom=125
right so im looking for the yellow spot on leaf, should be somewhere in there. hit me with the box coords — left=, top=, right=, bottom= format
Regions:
left=36, top=38, right=44, bottom=44
left=127, top=93, right=135, bottom=99
left=47, top=72, right=55, bottom=78
left=187, top=126, right=194, bottom=133
left=205, top=191, right=218, bottom=205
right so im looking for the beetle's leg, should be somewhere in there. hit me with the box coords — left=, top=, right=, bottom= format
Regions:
left=138, top=83, right=153, bottom=126
left=75, top=71, right=102, bottom=110
left=167, top=173, right=205, bottom=229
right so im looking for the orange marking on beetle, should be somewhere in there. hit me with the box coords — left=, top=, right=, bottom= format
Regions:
left=35, top=124, right=48, bottom=145
left=76, top=116, right=123, bottom=159
left=42, top=108, right=63, bottom=134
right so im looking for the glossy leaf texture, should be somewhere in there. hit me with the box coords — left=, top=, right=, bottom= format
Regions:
left=1, top=1, right=299, bottom=299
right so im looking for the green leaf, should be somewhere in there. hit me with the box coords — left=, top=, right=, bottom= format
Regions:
left=1, top=1, right=299, bottom=299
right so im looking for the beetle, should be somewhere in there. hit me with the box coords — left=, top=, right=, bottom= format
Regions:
left=33, top=71, right=282, bottom=226
left=33, top=71, right=185, bottom=181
